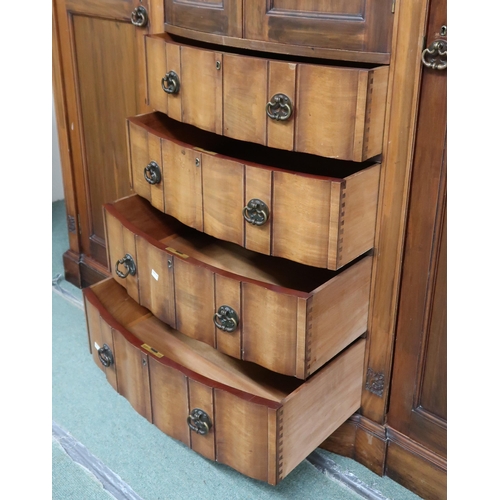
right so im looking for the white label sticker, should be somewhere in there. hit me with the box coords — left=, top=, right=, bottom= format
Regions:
left=94, top=341, right=100, bottom=351
left=151, top=269, right=159, bottom=281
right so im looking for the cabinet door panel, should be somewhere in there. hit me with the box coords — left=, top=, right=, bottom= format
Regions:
left=165, top=0, right=242, bottom=37
left=54, top=0, right=152, bottom=276
left=244, top=0, right=394, bottom=55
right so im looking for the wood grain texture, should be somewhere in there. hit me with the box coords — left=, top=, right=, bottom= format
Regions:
left=386, top=439, right=446, bottom=500
left=244, top=165, right=272, bottom=255
left=146, top=35, right=169, bottom=114
left=113, top=330, right=152, bottom=422
left=307, top=257, right=372, bottom=376
left=149, top=358, right=190, bottom=446
left=337, top=164, right=380, bottom=268
left=223, top=53, right=268, bottom=145
left=104, top=209, right=139, bottom=301
left=188, top=380, right=216, bottom=460
left=243, top=0, right=393, bottom=54
left=180, top=45, right=222, bottom=133
left=136, top=235, right=176, bottom=326
left=267, top=61, right=296, bottom=151
left=162, top=138, right=203, bottom=231
left=202, top=155, right=244, bottom=247
left=361, top=0, right=430, bottom=424
left=128, top=120, right=164, bottom=211
left=173, top=257, right=216, bottom=347
left=214, top=274, right=241, bottom=358
left=215, top=390, right=269, bottom=482
left=280, top=339, right=365, bottom=479
left=242, top=283, right=298, bottom=376
left=165, top=0, right=242, bottom=37
left=272, top=172, right=332, bottom=268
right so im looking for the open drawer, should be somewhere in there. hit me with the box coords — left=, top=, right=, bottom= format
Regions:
left=127, top=112, right=380, bottom=270
left=104, top=194, right=371, bottom=378
left=146, top=34, right=389, bottom=162
left=84, top=278, right=366, bottom=485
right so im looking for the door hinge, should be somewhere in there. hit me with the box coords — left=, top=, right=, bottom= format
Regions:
left=391, top=0, right=396, bottom=13
left=77, top=213, right=82, bottom=235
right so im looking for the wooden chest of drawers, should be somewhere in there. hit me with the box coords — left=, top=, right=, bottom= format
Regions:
left=55, top=0, right=447, bottom=496
left=79, top=8, right=385, bottom=483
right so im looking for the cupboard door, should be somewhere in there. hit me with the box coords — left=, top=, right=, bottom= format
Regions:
left=244, top=0, right=394, bottom=56
left=165, top=0, right=242, bottom=37
left=53, top=0, right=154, bottom=284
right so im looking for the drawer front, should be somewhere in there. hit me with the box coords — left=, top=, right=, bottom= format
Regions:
left=104, top=194, right=372, bottom=378
left=127, top=113, right=381, bottom=270
left=165, top=0, right=242, bottom=38
left=145, top=35, right=389, bottom=161
left=83, top=278, right=366, bottom=485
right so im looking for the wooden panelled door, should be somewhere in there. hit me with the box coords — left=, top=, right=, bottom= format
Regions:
left=53, top=0, right=162, bottom=286
left=385, top=0, right=447, bottom=497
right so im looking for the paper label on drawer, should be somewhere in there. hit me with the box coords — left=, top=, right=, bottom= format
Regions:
left=94, top=342, right=100, bottom=351
left=166, top=247, right=189, bottom=258
left=151, top=269, right=159, bottom=280
left=141, top=343, right=164, bottom=358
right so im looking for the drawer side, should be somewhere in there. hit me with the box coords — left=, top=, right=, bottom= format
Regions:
left=280, top=339, right=366, bottom=481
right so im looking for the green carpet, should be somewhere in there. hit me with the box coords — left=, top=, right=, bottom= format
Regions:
left=52, top=200, right=422, bottom=499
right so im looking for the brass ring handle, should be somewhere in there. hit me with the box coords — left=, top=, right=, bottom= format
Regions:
left=266, top=93, right=293, bottom=121
left=242, top=199, right=269, bottom=226
left=131, top=6, right=148, bottom=27
left=115, top=254, right=137, bottom=279
left=161, top=71, right=180, bottom=94
left=422, top=40, right=447, bottom=70
left=213, top=305, right=239, bottom=333
left=144, top=161, right=161, bottom=185
left=187, top=409, right=212, bottom=435
left=98, top=344, right=114, bottom=367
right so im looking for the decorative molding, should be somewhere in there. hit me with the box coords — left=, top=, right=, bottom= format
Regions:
left=365, top=368, right=385, bottom=397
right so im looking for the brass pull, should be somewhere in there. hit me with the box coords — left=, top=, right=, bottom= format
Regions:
left=187, top=408, right=212, bottom=435
left=115, top=254, right=137, bottom=279
left=144, top=161, right=161, bottom=185
left=422, top=40, right=447, bottom=70
left=266, top=93, right=293, bottom=121
left=242, top=199, right=269, bottom=226
left=130, top=6, right=148, bottom=27
left=213, top=305, right=239, bottom=333
left=161, top=71, right=180, bottom=94
left=98, top=344, right=114, bottom=367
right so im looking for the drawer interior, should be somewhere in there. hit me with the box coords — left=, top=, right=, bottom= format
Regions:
left=111, top=195, right=351, bottom=293
left=129, top=112, right=377, bottom=179
left=90, top=278, right=302, bottom=401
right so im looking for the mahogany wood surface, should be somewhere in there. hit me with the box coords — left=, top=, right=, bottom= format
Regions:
left=84, top=278, right=365, bottom=484
left=145, top=34, right=389, bottom=161
left=103, top=194, right=371, bottom=377
left=162, top=0, right=394, bottom=63
left=127, top=112, right=380, bottom=270
left=53, top=0, right=166, bottom=287
left=384, top=0, right=447, bottom=495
